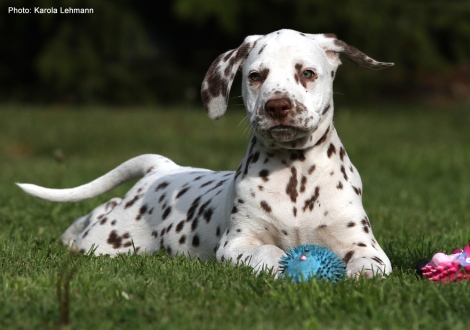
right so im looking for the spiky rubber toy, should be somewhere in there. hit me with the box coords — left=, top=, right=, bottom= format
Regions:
left=420, top=244, right=470, bottom=283
left=279, top=244, right=346, bottom=283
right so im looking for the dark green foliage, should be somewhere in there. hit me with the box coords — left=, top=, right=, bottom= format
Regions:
left=1, top=1, right=469, bottom=105
left=1, top=105, right=470, bottom=329
left=173, top=0, right=470, bottom=103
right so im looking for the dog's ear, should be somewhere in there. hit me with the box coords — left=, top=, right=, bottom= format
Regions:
left=201, top=35, right=261, bottom=120
left=312, top=33, right=394, bottom=70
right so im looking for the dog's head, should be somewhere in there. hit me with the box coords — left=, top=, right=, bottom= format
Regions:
left=201, top=29, right=393, bottom=149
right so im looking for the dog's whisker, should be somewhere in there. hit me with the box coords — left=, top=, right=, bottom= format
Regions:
left=240, top=125, right=252, bottom=139
left=236, top=115, right=250, bottom=128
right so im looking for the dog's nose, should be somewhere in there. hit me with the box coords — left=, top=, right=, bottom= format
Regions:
left=265, top=98, right=291, bottom=121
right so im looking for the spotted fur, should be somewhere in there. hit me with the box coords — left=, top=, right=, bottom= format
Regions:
left=17, top=29, right=393, bottom=278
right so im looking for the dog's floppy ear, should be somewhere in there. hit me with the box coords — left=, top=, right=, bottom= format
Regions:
left=312, top=33, right=394, bottom=70
left=201, top=35, right=261, bottom=120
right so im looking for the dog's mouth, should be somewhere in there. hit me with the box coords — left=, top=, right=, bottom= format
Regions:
left=269, top=125, right=300, bottom=142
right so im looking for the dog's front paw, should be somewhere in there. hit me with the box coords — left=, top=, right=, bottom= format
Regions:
left=346, top=257, right=390, bottom=279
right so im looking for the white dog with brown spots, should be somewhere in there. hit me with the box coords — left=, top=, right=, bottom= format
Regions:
left=18, top=29, right=393, bottom=278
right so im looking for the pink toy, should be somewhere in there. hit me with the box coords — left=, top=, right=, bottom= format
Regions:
left=421, top=244, right=470, bottom=283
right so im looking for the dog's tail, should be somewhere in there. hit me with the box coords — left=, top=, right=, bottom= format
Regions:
left=16, top=154, right=176, bottom=202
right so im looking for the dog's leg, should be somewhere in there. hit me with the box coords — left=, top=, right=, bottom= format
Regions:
left=315, top=221, right=392, bottom=278
left=61, top=197, right=122, bottom=246
left=216, top=236, right=285, bottom=276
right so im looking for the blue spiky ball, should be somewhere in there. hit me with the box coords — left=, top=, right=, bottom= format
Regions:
left=279, top=244, right=346, bottom=283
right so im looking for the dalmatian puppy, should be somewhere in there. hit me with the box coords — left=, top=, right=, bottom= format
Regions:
left=18, top=29, right=393, bottom=278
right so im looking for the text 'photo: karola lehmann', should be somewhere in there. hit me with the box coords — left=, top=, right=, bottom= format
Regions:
left=8, top=7, right=93, bottom=14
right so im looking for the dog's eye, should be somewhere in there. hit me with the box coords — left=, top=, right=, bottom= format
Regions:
left=249, top=72, right=261, bottom=81
left=301, top=70, right=315, bottom=79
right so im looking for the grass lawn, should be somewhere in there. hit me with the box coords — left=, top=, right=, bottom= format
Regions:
left=1, top=104, right=470, bottom=329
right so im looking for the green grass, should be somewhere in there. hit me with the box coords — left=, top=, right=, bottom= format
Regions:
left=1, top=104, right=470, bottom=329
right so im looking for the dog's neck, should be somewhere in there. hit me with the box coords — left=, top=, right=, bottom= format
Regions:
left=235, top=112, right=340, bottom=182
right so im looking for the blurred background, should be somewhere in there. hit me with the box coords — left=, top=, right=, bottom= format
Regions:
left=1, top=0, right=469, bottom=108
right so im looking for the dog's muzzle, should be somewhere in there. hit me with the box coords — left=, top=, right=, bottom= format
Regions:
left=269, top=125, right=298, bottom=142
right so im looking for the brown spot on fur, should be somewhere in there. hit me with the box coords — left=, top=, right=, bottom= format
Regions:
left=223, top=49, right=235, bottom=62
left=290, top=150, right=306, bottom=161
left=327, top=143, right=336, bottom=158
left=314, top=126, right=330, bottom=146
left=361, top=217, right=371, bottom=227
left=352, top=186, right=362, bottom=195
left=308, top=165, right=316, bottom=175
left=260, top=200, right=272, bottom=213
left=162, top=206, right=172, bottom=220
left=253, top=68, right=269, bottom=83
left=124, top=195, right=140, bottom=209
left=300, top=176, right=307, bottom=193
left=179, top=235, right=186, bottom=244
left=322, top=104, right=331, bottom=115
left=339, top=147, right=346, bottom=161
left=200, top=180, right=214, bottom=188
left=347, top=221, right=355, bottom=227
left=337, top=182, right=343, bottom=189
left=293, top=207, right=297, bottom=217
left=258, top=44, right=266, bottom=54
left=259, top=169, right=269, bottom=182
left=341, top=165, right=348, bottom=181
left=136, top=205, right=148, bottom=221
left=155, top=182, right=169, bottom=192
left=186, top=196, right=201, bottom=222
left=192, top=235, right=200, bottom=247
left=343, top=251, right=355, bottom=264
left=203, top=208, right=213, bottom=223
left=286, top=167, right=298, bottom=203
left=107, top=230, right=122, bottom=249
left=191, top=217, right=199, bottom=231
left=176, top=187, right=190, bottom=199
left=176, top=220, right=185, bottom=233
left=371, top=256, right=385, bottom=265
left=294, top=63, right=309, bottom=89
left=303, top=186, right=320, bottom=212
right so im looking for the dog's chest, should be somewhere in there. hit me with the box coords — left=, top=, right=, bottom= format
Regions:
left=233, top=152, right=331, bottom=233
left=229, top=132, right=364, bottom=248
